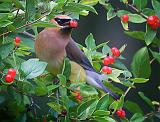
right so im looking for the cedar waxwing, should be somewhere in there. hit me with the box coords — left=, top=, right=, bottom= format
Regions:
left=35, top=15, right=118, bottom=99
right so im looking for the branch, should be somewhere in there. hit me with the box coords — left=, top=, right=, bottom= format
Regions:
left=127, top=3, right=148, bottom=19
left=0, top=13, right=48, bottom=37
left=123, top=82, right=134, bottom=97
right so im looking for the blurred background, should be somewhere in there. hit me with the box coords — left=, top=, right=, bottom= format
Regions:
left=72, top=0, right=160, bottom=117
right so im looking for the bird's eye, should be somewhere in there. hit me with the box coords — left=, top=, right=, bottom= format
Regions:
left=54, top=18, right=71, bottom=26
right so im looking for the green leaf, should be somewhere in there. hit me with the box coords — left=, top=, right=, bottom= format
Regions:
left=17, top=81, right=35, bottom=94
left=104, top=81, right=124, bottom=94
left=125, top=100, right=143, bottom=114
left=63, top=3, right=97, bottom=14
left=121, top=20, right=129, bottom=30
left=133, top=0, right=148, bottom=10
left=108, top=69, right=124, bottom=83
left=62, top=58, right=71, bottom=79
left=128, top=14, right=146, bottom=23
left=92, top=41, right=109, bottom=51
left=57, top=74, right=67, bottom=86
left=152, top=0, right=160, bottom=17
left=116, top=10, right=131, bottom=17
left=129, top=78, right=149, bottom=83
left=0, top=20, right=13, bottom=28
left=93, top=110, right=110, bottom=117
left=130, top=113, right=145, bottom=122
left=138, top=92, right=155, bottom=110
left=13, top=0, right=24, bottom=10
left=119, top=44, right=127, bottom=53
left=102, top=45, right=112, bottom=55
left=96, top=94, right=110, bottom=110
left=107, top=8, right=116, bottom=21
left=70, top=83, right=98, bottom=97
left=47, top=101, right=65, bottom=113
left=142, top=8, right=155, bottom=16
left=150, top=50, right=160, bottom=63
left=112, top=60, right=128, bottom=70
left=117, top=95, right=124, bottom=109
left=0, top=2, right=12, bottom=11
left=94, top=116, right=116, bottom=122
left=32, top=21, right=57, bottom=27
left=34, top=86, right=48, bottom=96
left=124, top=31, right=145, bottom=41
left=80, top=0, right=99, bottom=6
left=131, top=47, right=151, bottom=78
left=145, top=24, right=157, bottom=45
left=47, top=84, right=60, bottom=92
left=77, top=99, right=98, bottom=120
left=25, top=0, right=36, bottom=21
left=109, top=101, right=118, bottom=113
left=21, top=58, right=47, bottom=79
left=0, top=42, right=14, bottom=59
left=85, top=33, right=96, bottom=50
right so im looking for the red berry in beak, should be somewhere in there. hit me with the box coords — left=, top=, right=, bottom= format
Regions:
left=69, top=20, right=78, bottom=28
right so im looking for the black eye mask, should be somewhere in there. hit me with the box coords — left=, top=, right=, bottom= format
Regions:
left=54, top=18, right=71, bottom=26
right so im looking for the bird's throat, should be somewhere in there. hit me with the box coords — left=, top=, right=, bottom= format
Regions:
left=60, top=27, right=72, bottom=35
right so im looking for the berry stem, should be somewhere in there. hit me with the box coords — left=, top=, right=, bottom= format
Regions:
left=123, top=82, right=134, bottom=97
left=126, top=3, right=148, bottom=19
left=0, top=13, right=49, bottom=37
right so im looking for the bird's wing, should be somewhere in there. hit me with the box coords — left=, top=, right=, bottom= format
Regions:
left=65, top=39, right=99, bottom=73
left=65, top=39, right=118, bottom=99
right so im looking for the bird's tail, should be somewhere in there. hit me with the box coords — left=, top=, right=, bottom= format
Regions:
left=86, top=70, right=119, bottom=100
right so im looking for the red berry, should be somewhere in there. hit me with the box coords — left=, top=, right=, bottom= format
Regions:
left=116, top=110, right=122, bottom=116
left=150, top=22, right=159, bottom=30
left=111, top=47, right=121, bottom=57
left=101, top=66, right=112, bottom=74
left=73, top=91, right=80, bottom=96
left=147, top=16, right=155, bottom=25
left=116, top=109, right=126, bottom=119
left=69, top=20, right=78, bottom=28
left=108, top=56, right=115, bottom=64
left=120, top=110, right=126, bottom=119
left=121, top=14, right=129, bottom=23
left=103, top=57, right=111, bottom=65
left=76, top=95, right=83, bottom=101
left=5, top=74, right=14, bottom=83
left=14, top=37, right=21, bottom=44
left=147, top=15, right=160, bottom=30
left=8, top=68, right=16, bottom=77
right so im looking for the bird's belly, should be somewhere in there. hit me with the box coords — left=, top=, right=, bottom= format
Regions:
left=69, top=61, right=86, bottom=83
left=46, top=58, right=64, bottom=76
left=35, top=45, right=65, bottom=75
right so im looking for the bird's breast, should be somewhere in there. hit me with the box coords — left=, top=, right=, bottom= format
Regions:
left=35, top=28, right=69, bottom=75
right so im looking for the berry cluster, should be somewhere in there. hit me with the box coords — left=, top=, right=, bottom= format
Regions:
left=101, top=47, right=121, bottom=74
left=147, top=15, right=160, bottom=30
left=121, top=14, right=129, bottom=23
left=5, top=68, right=16, bottom=83
left=14, top=36, right=21, bottom=46
left=116, top=108, right=126, bottom=119
left=73, top=91, right=83, bottom=102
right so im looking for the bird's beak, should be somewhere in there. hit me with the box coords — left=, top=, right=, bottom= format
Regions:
left=62, top=19, right=78, bottom=28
